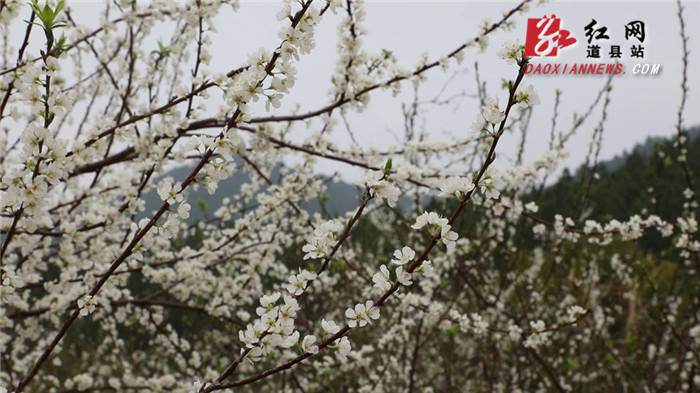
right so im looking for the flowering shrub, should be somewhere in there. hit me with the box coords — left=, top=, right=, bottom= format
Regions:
left=0, top=1, right=698, bottom=392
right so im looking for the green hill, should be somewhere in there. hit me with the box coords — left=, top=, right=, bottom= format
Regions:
left=146, top=126, right=699, bottom=227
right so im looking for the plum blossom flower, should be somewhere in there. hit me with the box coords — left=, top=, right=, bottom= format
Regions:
left=285, top=274, right=306, bottom=296
left=482, top=97, right=505, bottom=125
left=239, top=323, right=262, bottom=348
left=346, top=300, right=380, bottom=328
left=508, top=323, right=523, bottom=341
left=515, top=84, right=540, bottom=107
left=412, top=211, right=448, bottom=231
left=365, top=301, right=380, bottom=320
left=524, top=320, right=551, bottom=348
left=302, top=219, right=343, bottom=260
left=395, top=266, right=412, bottom=286
left=497, top=40, right=523, bottom=64
left=276, top=2, right=291, bottom=21
left=77, top=295, right=96, bottom=317
left=415, top=260, right=433, bottom=275
left=525, top=201, right=539, bottom=213
left=391, top=246, right=415, bottom=265
left=285, top=270, right=317, bottom=296
left=321, top=319, right=341, bottom=335
left=362, top=170, right=400, bottom=207
left=412, top=212, right=459, bottom=251
left=440, top=176, right=475, bottom=201
left=156, top=177, right=183, bottom=205
left=345, top=303, right=368, bottom=328
left=470, top=313, right=489, bottom=335
left=301, top=335, right=319, bottom=354
left=690, top=324, right=700, bottom=338
left=336, top=336, right=351, bottom=361
left=441, top=226, right=458, bottom=251
left=176, top=202, right=191, bottom=219
left=531, top=320, right=546, bottom=332
left=278, top=330, right=300, bottom=350
left=372, top=264, right=391, bottom=291
left=533, top=224, right=546, bottom=235
left=256, top=292, right=281, bottom=317
left=471, top=115, right=488, bottom=134
left=565, top=305, right=587, bottom=323
left=189, top=380, right=207, bottom=393
left=479, top=176, right=501, bottom=200
left=279, top=295, right=300, bottom=323
left=301, top=240, right=325, bottom=260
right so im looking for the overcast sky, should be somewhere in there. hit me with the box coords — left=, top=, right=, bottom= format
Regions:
left=261, top=0, right=700, bottom=179
left=211, top=0, right=700, bottom=179
left=12, top=1, right=700, bottom=181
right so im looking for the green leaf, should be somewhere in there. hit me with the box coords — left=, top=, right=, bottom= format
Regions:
left=50, top=34, right=67, bottom=57
left=604, top=353, right=615, bottom=364
left=382, top=158, right=392, bottom=175
left=31, top=0, right=66, bottom=32
left=663, top=156, right=672, bottom=167
left=195, top=197, right=208, bottom=213
left=55, top=0, right=66, bottom=16
left=156, top=40, right=171, bottom=56
left=330, top=259, right=346, bottom=273
left=443, top=326, right=458, bottom=337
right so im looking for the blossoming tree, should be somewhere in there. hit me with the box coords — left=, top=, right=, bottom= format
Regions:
left=1, top=0, right=698, bottom=392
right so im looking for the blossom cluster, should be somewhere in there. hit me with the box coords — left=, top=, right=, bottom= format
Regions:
left=412, top=212, right=459, bottom=251
left=0, top=1, right=696, bottom=393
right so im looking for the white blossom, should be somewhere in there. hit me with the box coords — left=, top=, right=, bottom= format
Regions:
left=301, top=335, right=319, bottom=354
left=321, top=319, right=341, bottom=335
left=440, top=176, right=475, bottom=201
left=156, top=177, right=183, bottom=205
left=412, top=211, right=459, bottom=250
left=395, top=266, right=413, bottom=286
left=362, top=170, right=400, bottom=207
left=336, top=337, right=352, bottom=361
left=482, top=97, right=505, bottom=124
left=372, top=264, right=392, bottom=291
left=391, top=246, right=415, bottom=265
left=346, top=300, right=380, bottom=328
left=497, top=40, right=523, bottom=64
left=515, top=84, right=540, bottom=107
left=77, top=295, right=97, bottom=317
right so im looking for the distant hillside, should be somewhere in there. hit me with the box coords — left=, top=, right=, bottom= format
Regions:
left=142, top=160, right=363, bottom=223
left=601, top=126, right=700, bottom=173
left=144, top=126, right=699, bottom=224
left=536, top=125, right=700, bottom=224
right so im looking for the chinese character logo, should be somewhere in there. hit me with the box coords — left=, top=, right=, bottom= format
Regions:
left=584, top=19, right=610, bottom=44
left=625, top=20, right=646, bottom=43
left=525, top=15, right=577, bottom=57
left=584, top=18, right=609, bottom=58
left=625, top=20, right=646, bottom=58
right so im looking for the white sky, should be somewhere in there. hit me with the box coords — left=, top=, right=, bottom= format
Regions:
left=7, top=1, right=700, bottom=181
left=210, top=0, right=700, bottom=179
